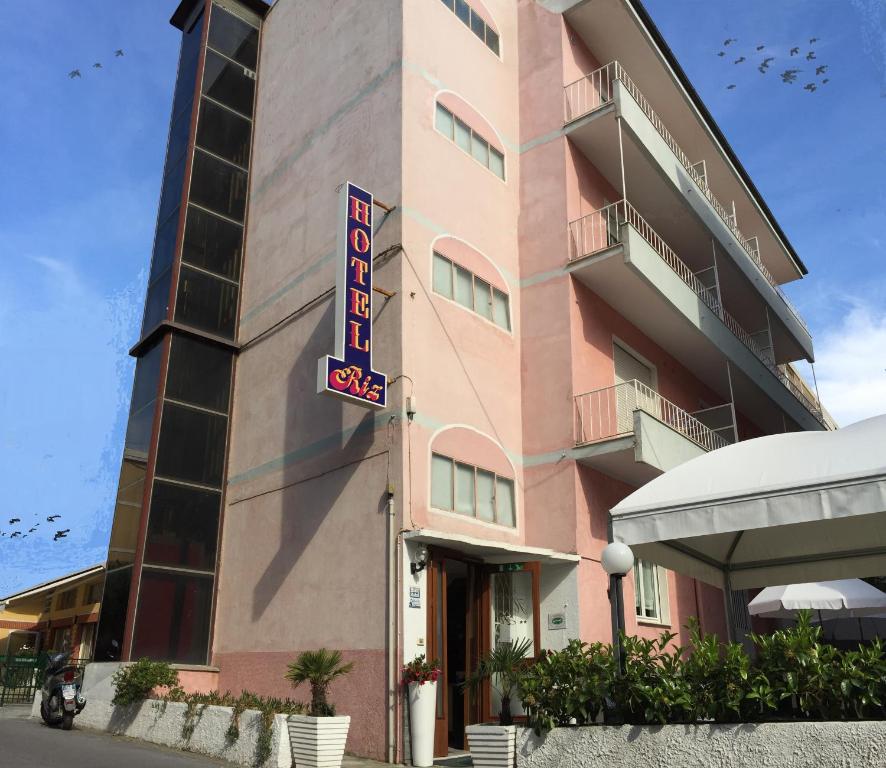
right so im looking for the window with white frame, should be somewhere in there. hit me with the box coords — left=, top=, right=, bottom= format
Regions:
left=435, top=103, right=505, bottom=180
left=634, top=559, right=669, bottom=623
left=433, top=251, right=510, bottom=330
left=439, top=0, right=500, bottom=56
left=431, top=453, right=516, bottom=526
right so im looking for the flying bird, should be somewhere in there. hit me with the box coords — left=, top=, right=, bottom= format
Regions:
left=816, top=65, right=828, bottom=75
left=809, top=37, right=819, bottom=44
left=822, top=78, right=830, bottom=84
left=804, top=83, right=817, bottom=92
left=726, top=84, right=737, bottom=90
left=54, top=529, right=70, bottom=541
left=717, top=51, right=726, bottom=57
left=47, top=514, right=61, bottom=522
left=806, top=51, right=816, bottom=61
left=734, top=56, right=746, bottom=64
left=8, top=518, right=20, bottom=524
left=756, top=44, right=765, bottom=51
left=781, top=69, right=801, bottom=83
left=762, top=57, right=775, bottom=66
left=28, top=527, right=37, bottom=533
left=10, top=531, right=21, bottom=538
left=68, top=69, right=81, bottom=79
left=93, top=62, right=102, bottom=69
left=115, top=49, right=124, bottom=57
left=724, top=38, right=736, bottom=46
left=790, top=47, right=800, bottom=56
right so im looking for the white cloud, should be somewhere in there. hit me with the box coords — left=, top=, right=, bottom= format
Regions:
left=802, top=301, right=886, bottom=427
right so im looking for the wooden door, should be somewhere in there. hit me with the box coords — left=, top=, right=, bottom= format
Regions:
left=427, top=559, right=448, bottom=756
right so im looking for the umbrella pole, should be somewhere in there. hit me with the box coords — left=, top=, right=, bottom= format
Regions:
left=858, top=617, right=865, bottom=643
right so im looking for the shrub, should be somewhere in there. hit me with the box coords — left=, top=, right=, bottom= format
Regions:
left=521, top=610, right=886, bottom=735
left=402, top=654, right=441, bottom=686
left=285, top=649, right=354, bottom=717
left=463, top=639, right=534, bottom=725
left=112, top=658, right=180, bottom=706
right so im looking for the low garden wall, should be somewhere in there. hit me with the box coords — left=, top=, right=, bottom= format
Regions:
left=517, top=722, right=886, bottom=768
left=30, top=693, right=293, bottom=768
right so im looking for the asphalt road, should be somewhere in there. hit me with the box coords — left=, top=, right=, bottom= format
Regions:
left=0, top=713, right=235, bottom=768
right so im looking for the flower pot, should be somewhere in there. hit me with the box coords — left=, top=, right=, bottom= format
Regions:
left=407, top=680, right=437, bottom=768
left=465, top=724, right=516, bottom=768
left=287, top=714, right=351, bottom=768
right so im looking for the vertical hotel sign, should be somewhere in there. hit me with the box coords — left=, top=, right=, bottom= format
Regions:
left=317, top=182, right=387, bottom=408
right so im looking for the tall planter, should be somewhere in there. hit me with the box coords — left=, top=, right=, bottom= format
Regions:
left=407, top=680, right=437, bottom=768
left=466, top=724, right=516, bottom=768
left=287, top=714, right=350, bottom=768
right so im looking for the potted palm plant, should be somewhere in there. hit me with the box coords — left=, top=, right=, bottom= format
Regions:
left=402, top=654, right=440, bottom=768
left=463, top=638, right=533, bottom=768
left=285, top=649, right=354, bottom=768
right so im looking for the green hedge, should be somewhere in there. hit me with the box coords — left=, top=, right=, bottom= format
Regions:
left=520, top=613, right=886, bottom=733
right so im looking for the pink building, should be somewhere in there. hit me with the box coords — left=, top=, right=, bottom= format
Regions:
left=96, top=0, right=832, bottom=761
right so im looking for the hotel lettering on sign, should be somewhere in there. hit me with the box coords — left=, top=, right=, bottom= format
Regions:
left=317, top=182, right=387, bottom=408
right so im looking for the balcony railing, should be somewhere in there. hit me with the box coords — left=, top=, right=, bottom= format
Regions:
left=568, top=201, right=827, bottom=427
left=563, top=61, right=810, bottom=336
left=574, top=379, right=730, bottom=453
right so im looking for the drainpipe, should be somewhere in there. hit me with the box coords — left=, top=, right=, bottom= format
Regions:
left=386, top=487, right=397, bottom=764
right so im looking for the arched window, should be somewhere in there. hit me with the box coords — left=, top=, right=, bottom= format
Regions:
left=435, top=98, right=505, bottom=180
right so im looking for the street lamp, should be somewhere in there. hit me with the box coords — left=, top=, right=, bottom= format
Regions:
left=601, top=541, right=634, bottom=676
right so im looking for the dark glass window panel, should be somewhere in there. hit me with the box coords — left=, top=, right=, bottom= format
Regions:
left=144, top=480, right=220, bottom=570
left=175, top=265, right=239, bottom=339
left=441, top=0, right=454, bottom=8
left=455, top=0, right=470, bottom=25
left=208, top=5, right=259, bottom=69
left=124, top=400, right=157, bottom=461
left=130, top=341, right=164, bottom=414
left=142, top=267, right=172, bottom=332
left=94, top=567, right=133, bottom=661
left=202, top=49, right=255, bottom=117
left=131, top=569, right=213, bottom=664
left=171, top=11, right=204, bottom=120
left=108, top=499, right=140, bottom=562
left=149, top=210, right=180, bottom=286
left=167, top=334, right=233, bottom=412
left=158, top=155, right=186, bottom=225
left=470, top=11, right=485, bottom=41
left=196, top=98, right=251, bottom=168
left=189, top=149, right=248, bottom=222
left=182, top=205, right=242, bottom=280
left=486, top=28, right=500, bottom=56
left=166, top=108, right=193, bottom=170
left=155, top=401, right=227, bottom=487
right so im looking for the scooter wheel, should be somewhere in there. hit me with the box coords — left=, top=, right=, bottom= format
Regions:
left=40, top=702, right=51, bottom=725
left=61, top=712, right=74, bottom=731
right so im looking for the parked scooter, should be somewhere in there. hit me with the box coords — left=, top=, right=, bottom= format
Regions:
left=40, top=652, right=86, bottom=730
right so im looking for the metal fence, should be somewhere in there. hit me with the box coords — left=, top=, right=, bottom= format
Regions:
left=574, top=379, right=730, bottom=453
left=0, top=655, right=89, bottom=706
left=563, top=61, right=810, bottom=337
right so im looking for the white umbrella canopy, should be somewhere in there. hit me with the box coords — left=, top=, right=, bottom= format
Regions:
left=748, top=579, right=886, bottom=619
left=610, top=415, right=886, bottom=590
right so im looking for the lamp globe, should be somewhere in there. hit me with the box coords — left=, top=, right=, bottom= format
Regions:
left=601, top=542, right=634, bottom=576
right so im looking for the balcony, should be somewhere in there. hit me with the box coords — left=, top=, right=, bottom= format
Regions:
left=562, top=62, right=813, bottom=363
left=567, top=201, right=827, bottom=432
left=574, top=379, right=729, bottom=485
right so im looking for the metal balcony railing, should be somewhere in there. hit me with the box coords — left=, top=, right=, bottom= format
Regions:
left=567, top=201, right=827, bottom=427
left=574, top=379, right=730, bottom=453
left=563, top=61, right=811, bottom=337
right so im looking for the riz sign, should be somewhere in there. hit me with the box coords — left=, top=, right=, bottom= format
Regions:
left=317, top=181, right=387, bottom=409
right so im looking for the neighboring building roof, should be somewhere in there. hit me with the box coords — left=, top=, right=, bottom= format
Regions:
left=0, top=564, right=104, bottom=605
left=624, top=0, right=808, bottom=276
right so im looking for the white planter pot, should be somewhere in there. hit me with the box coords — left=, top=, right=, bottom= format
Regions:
left=287, top=714, right=351, bottom=768
left=407, top=680, right=437, bottom=768
left=466, top=724, right=516, bottom=768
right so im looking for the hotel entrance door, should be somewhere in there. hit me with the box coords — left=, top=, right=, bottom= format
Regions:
left=426, top=555, right=540, bottom=756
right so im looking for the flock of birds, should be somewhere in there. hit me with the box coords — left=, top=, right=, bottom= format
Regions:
left=718, top=37, right=830, bottom=93
left=1, top=514, right=69, bottom=542
left=68, top=49, right=124, bottom=79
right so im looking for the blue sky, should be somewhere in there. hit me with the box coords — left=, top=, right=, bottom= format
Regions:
left=0, top=0, right=884, bottom=595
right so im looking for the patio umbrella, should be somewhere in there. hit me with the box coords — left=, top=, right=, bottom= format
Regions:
left=748, top=579, right=886, bottom=619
